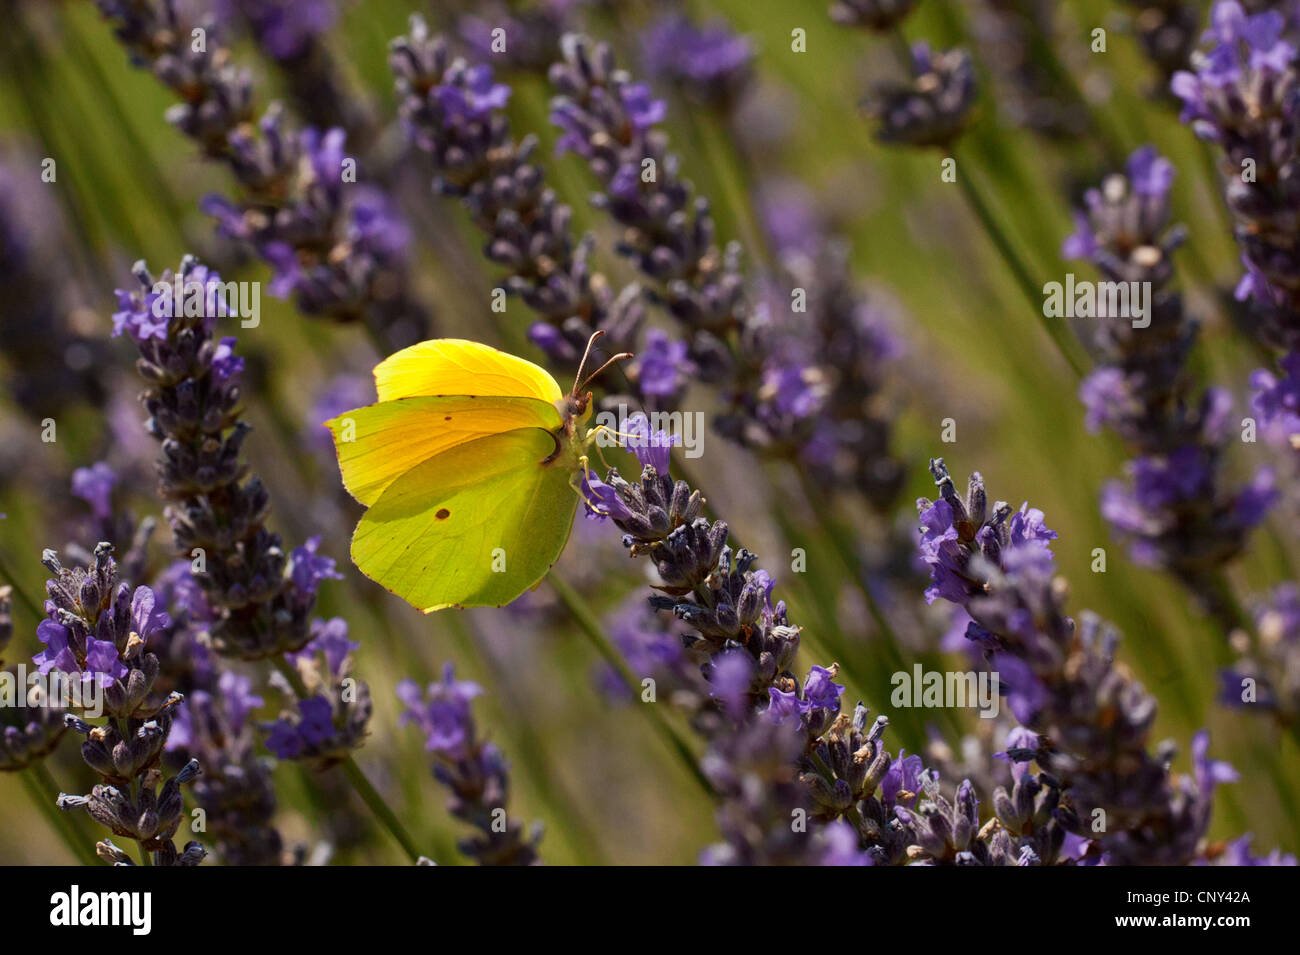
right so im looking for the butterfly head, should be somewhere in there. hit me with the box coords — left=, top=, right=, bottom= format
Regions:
left=559, top=390, right=594, bottom=425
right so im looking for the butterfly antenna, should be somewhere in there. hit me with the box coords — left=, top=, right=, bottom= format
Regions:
left=572, top=330, right=606, bottom=396
left=578, top=352, right=634, bottom=393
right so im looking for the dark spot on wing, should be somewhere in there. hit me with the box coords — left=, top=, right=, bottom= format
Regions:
left=435, top=508, right=451, bottom=520
left=444, top=416, right=452, bottom=421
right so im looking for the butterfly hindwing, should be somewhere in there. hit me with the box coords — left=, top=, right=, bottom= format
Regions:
left=325, top=395, right=562, bottom=506
left=350, top=427, right=579, bottom=612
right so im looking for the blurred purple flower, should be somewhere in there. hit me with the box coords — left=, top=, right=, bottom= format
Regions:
left=71, top=462, right=117, bottom=522
left=287, top=616, right=358, bottom=676
left=1251, top=351, right=1300, bottom=450
left=397, top=663, right=483, bottom=758
left=289, top=536, right=343, bottom=598
left=635, top=329, right=695, bottom=397
left=642, top=15, right=754, bottom=106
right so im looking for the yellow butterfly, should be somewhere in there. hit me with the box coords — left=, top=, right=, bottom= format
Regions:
left=325, top=335, right=629, bottom=612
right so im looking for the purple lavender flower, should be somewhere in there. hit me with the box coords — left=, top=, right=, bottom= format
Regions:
left=1209, top=834, right=1298, bottom=865
left=549, top=35, right=747, bottom=358
left=1251, top=351, right=1300, bottom=451
left=34, top=614, right=126, bottom=690
left=265, top=696, right=333, bottom=759
left=641, top=15, right=755, bottom=109
left=397, top=665, right=483, bottom=758
left=288, top=536, right=343, bottom=600
left=95, top=1, right=427, bottom=347
left=397, top=665, right=541, bottom=865
left=287, top=617, right=359, bottom=677
left=829, top=0, right=918, bottom=32
left=437, top=65, right=512, bottom=120
left=213, top=0, right=336, bottom=62
left=751, top=210, right=908, bottom=504
left=866, top=42, right=977, bottom=147
left=38, top=545, right=204, bottom=865
left=709, top=650, right=758, bottom=719
left=590, top=427, right=930, bottom=864
left=551, top=32, right=905, bottom=490
left=917, top=465, right=1056, bottom=608
left=597, top=597, right=696, bottom=702
left=160, top=618, right=284, bottom=867
left=916, top=459, right=1242, bottom=864
left=1172, top=2, right=1300, bottom=353
left=579, top=470, right=636, bottom=522
left=1221, top=584, right=1300, bottom=725
left=71, top=462, right=117, bottom=524
left=1063, top=146, right=1273, bottom=608
left=170, top=671, right=263, bottom=752
left=390, top=19, right=648, bottom=382
left=621, top=413, right=679, bottom=476
left=633, top=329, right=696, bottom=397
left=121, top=256, right=338, bottom=659
left=803, top=665, right=847, bottom=711
left=267, top=614, right=370, bottom=770
left=819, top=820, right=874, bottom=865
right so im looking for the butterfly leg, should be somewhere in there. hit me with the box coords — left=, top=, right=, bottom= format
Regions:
left=569, top=455, right=600, bottom=510
left=583, top=427, right=618, bottom=471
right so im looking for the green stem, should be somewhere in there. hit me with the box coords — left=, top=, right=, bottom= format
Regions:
left=888, top=27, right=913, bottom=73
left=952, top=148, right=1087, bottom=377
left=0, top=553, right=43, bottom=623
left=23, top=764, right=98, bottom=866
left=545, top=571, right=717, bottom=799
left=338, top=755, right=422, bottom=864
left=793, top=468, right=964, bottom=744
left=681, top=103, right=770, bottom=268
left=271, top=656, right=423, bottom=863
left=60, top=16, right=192, bottom=237
left=445, top=612, right=612, bottom=864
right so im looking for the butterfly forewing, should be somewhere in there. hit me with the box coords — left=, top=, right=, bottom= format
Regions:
left=325, top=395, right=562, bottom=506
left=373, top=338, right=564, bottom=404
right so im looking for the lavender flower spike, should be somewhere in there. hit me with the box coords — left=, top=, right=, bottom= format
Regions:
left=266, top=618, right=372, bottom=770
left=1221, top=585, right=1300, bottom=728
left=866, top=42, right=977, bottom=148
left=398, top=665, right=542, bottom=866
left=388, top=17, right=649, bottom=389
left=917, top=459, right=1238, bottom=864
left=1063, top=146, right=1274, bottom=611
left=549, top=35, right=748, bottom=357
left=94, top=0, right=427, bottom=347
left=118, top=256, right=325, bottom=659
left=1172, top=3, right=1300, bottom=457
left=39, top=545, right=205, bottom=866
left=155, top=562, right=287, bottom=866
left=1251, top=350, right=1300, bottom=456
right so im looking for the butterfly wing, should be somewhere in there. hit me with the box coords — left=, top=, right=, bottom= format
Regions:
left=324, top=395, right=562, bottom=506
left=373, top=338, right=563, bottom=403
left=350, top=427, right=579, bottom=612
